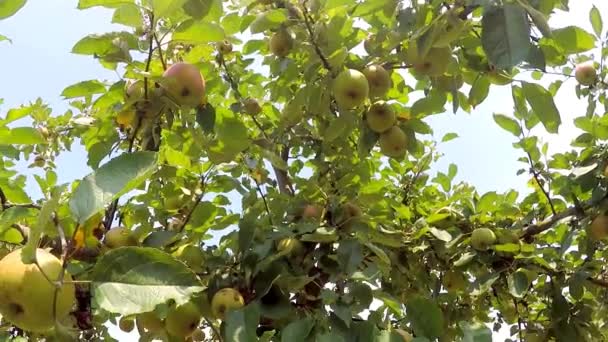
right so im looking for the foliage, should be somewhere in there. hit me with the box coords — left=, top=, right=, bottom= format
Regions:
left=0, top=0, right=607, bottom=341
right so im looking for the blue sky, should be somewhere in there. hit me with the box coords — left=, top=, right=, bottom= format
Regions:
left=1, top=0, right=607, bottom=341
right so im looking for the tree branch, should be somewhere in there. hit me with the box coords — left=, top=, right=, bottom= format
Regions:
left=177, top=170, right=212, bottom=232
left=301, top=2, right=333, bottom=75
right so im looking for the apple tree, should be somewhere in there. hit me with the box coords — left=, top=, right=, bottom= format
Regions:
left=0, top=0, right=607, bottom=341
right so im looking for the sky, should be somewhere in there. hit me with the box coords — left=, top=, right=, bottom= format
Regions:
left=1, top=0, right=607, bottom=341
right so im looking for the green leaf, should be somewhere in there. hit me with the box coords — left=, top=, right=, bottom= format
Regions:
left=521, top=82, right=561, bottom=133
left=182, top=0, right=213, bottom=19
left=0, top=127, right=44, bottom=145
left=406, top=297, right=444, bottom=339
left=316, top=332, right=345, bottom=342
left=481, top=4, right=531, bottom=68
left=172, top=19, right=224, bottom=43
left=0, top=0, right=26, bottom=19
left=151, top=0, right=186, bottom=18
left=441, top=132, right=458, bottom=142
left=90, top=247, right=204, bottom=316
left=590, top=6, right=603, bottom=37
left=250, top=9, right=289, bottom=34
left=281, top=317, right=314, bottom=342
left=61, top=80, right=107, bottom=99
left=460, top=322, right=492, bottom=342
left=493, top=114, right=521, bottom=136
left=0, top=34, right=10, bottom=43
left=196, top=103, right=216, bottom=134
left=2, top=106, right=32, bottom=125
left=551, top=26, right=596, bottom=54
left=112, top=3, right=142, bottom=27
left=69, top=151, right=158, bottom=224
left=226, top=303, right=261, bottom=342
left=519, top=1, right=552, bottom=38
left=508, top=269, right=530, bottom=298
left=78, top=0, right=133, bottom=9
left=337, top=238, right=363, bottom=275
left=428, top=227, right=452, bottom=242
left=469, top=76, right=490, bottom=108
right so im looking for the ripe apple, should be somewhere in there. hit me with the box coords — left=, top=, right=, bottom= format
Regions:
left=276, top=238, right=305, bottom=255
left=173, top=243, right=205, bottom=272
left=574, top=61, right=597, bottom=86
left=165, top=302, right=202, bottom=338
left=118, top=316, right=135, bottom=332
left=137, top=311, right=164, bottom=333
left=298, top=204, right=323, bottom=222
left=590, top=214, right=608, bottom=240
left=211, top=288, right=245, bottom=319
left=191, top=328, right=205, bottom=341
left=104, top=227, right=138, bottom=248
left=0, top=248, right=76, bottom=332
left=470, top=228, right=497, bottom=251
left=362, top=64, right=392, bottom=98
left=242, top=97, right=262, bottom=115
left=217, top=40, right=233, bottom=55
left=366, top=101, right=396, bottom=133
left=269, top=29, right=294, bottom=57
left=378, top=126, right=408, bottom=158
left=394, top=328, right=413, bottom=342
left=160, top=62, right=206, bottom=108
left=333, top=69, right=370, bottom=110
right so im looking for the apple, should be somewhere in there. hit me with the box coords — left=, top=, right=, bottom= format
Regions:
left=165, top=302, right=202, bottom=338
left=269, top=29, right=294, bottom=57
left=443, top=270, right=467, bottom=292
left=470, top=228, right=497, bottom=251
left=104, top=227, right=138, bottom=248
left=191, top=328, right=205, bottom=341
left=333, top=69, right=370, bottom=110
left=242, top=97, right=262, bottom=115
left=574, top=61, right=597, bottom=86
left=217, top=40, right=233, bottom=55
left=366, top=101, right=396, bottom=133
left=394, top=328, right=413, bottom=342
left=0, top=248, right=76, bottom=332
left=33, top=155, right=45, bottom=167
left=590, top=214, right=608, bottom=240
left=297, top=204, right=323, bottom=222
left=211, top=288, right=245, bottom=319
left=160, top=62, right=206, bottom=108
left=38, top=126, right=50, bottom=139
left=407, top=47, right=452, bottom=77
left=137, top=311, right=164, bottom=333
left=337, top=202, right=363, bottom=229
left=116, top=109, right=136, bottom=128
left=173, top=243, right=205, bottom=272
left=362, top=64, right=392, bottom=98
left=276, top=238, right=305, bottom=255
left=125, top=80, right=146, bottom=102
left=118, top=316, right=135, bottom=332
left=378, top=126, right=408, bottom=158
left=432, top=74, right=464, bottom=92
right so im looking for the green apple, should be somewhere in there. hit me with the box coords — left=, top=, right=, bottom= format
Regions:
left=366, top=101, right=396, bottom=133
left=574, top=61, right=597, bottom=86
left=242, top=97, right=262, bottom=115
left=165, top=302, right=202, bottom=338
left=160, top=62, right=206, bottom=107
left=362, top=64, right=392, bottom=98
left=104, top=227, right=138, bottom=248
left=269, top=29, right=294, bottom=57
left=443, top=270, right=467, bottom=292
left=378, top=126, right=408, bottom=158
left=432, top=74, right=464, bottom=92
left=276, top=238, right=305, bottom=255
left=118, top=316, right=135, bottom=332
left=0, top=248, right=76, bottom=333
left=137, top=311, right=164, bottom=333
left=333, top=69, right=370, bottom=110
left=337, top=202, right=363, bottom=229
left=298, top=204, right=323, bottom=222
left=217, top=40, right=233, bottom=55
left=211, top=288, right=245, bottom=319
left=173, top=243, right=205, bottom=272
left=407, top=47, right=452, bottom=77
left=470, top=228, right=497, bottom=251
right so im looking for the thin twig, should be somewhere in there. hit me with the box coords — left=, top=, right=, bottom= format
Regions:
left=301, top=1, right=333, bottom=75
left=153, top=32, right=167, bottom=70
left=205, top=317, right=223, bottom=342
left=526, top=152, right=557, bottom=216
left=0, top=188, right=7, bottom=210
left=177, top=169, right=214, bottom=232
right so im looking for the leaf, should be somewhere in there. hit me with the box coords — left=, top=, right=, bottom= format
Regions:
left=469, top=76, right=490, bottom=108
left=460, top=322, right=492, bottom=342
left=112, top=3, right=142, bottom=27
left=519, top=1, right=552, bottom=38
left=172, top=19, right=224, bottom=43
left=521, top=82, right=561, bottom=133
left=316, top=332, right=345, bottom=342
left=0, top=127, right=44, bottom=145
left=406, top=297, right=445, bottom=339
left=182, top=0, right=213, bottom=19
left=69, top=151, right=158, bottom=224
left=0, top=0, right=26, bottom=19
left=281, top=317, right=314, bottom=342
left=226, top=303, right=261, bottom=342
left=551, top=26, right=596, bottom=54
left=337, top=238, right=363, bottom=275
left=481, top=4, right=531, bottom=68
left=250, top=9, right=289, bottom=33
left=151, top=0, right=186, bottom=18
left=508, top=269, right=530, bottom=298
left=90, top=247, right=204, bottom=315
left=441, top=132, right=458, bottom=142
left=493, top=114, right=522, bottom=136
left=0, top=33, right=10, bottom=43
left=77, top=0, right=133, bottom=9
left=428, top=227, right=452, bottom=242
left=590, top=6, right=603, bottom=37
left=196, top=103, right=216, bottom=134
left=61, top=80, right=107, bottom=99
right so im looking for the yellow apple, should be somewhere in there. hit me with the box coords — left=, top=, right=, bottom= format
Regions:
left=160, top=62, right=206, bottom=108
left=211, top=288, right=245, bottom=320
left=366, top=101, right=396, bottom=133
left=269, top=29, right=294, bottom=57
left=104, top=227, right=138, bottom=248
left=574, top=61, right=597, bottom=86
left=242, top=98, right=262, bottom=115
left=362, top=64, right=392, bottom=98
left=165, top=302, right=202, bottom=338
left=333, top=69, right=370, bottom=110
left=0, top=248, right=76, bottom=332
left=217, top=40, right=233, bottom=55
left=590, top=214, right=608, bottom=240
left=407, top=47, right=452, bottom=77
left=118, top=316, right=135, bottom=332
left=378, top=126, right=407, bottom=158
left=116, top=109, right=136, bottom=128
left=173, top=244, right=205, bottom=272
left=470, top=228, right=497, bottom=251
